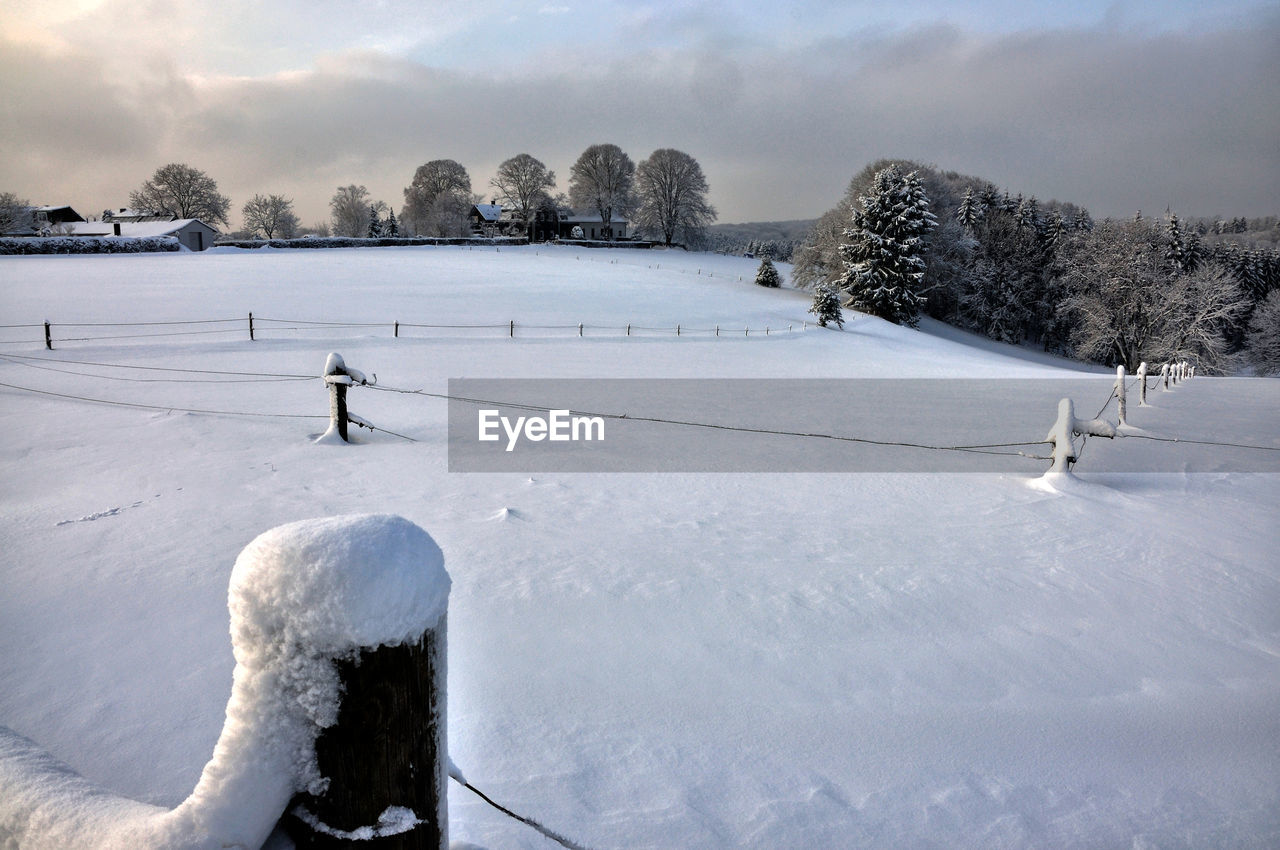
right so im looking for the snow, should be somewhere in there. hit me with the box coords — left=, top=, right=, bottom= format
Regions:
left=1, top=244, right=1278, bottom=848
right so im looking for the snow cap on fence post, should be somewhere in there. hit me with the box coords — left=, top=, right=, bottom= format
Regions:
left=1043, top=397, right=1116, bottom=476
left=1137, top=362, right=1149, bottom=406
left=1161, top=363, right=1170, bottom=390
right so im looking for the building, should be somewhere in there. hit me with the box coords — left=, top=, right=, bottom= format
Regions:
left=64, top=218, right=219, bottom=251
left=2, top=205, right=87, bottom=236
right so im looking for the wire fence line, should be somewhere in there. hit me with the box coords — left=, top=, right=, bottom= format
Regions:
left=3, top=353, right=1275, bottom=463
left=0, top=314, right=807, bottom=348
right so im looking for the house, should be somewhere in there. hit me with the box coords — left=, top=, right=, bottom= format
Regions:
left=558, top=213, right=629, bottom=241
left=2, top=205, right=87, bottom=236
left=64, top=218, right=219, bottom=251
left=468, top=204, right=507, bottom=235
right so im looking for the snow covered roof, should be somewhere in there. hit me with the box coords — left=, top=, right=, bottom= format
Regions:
left=472, top=204, right=503, bottom=222
left=61, top=219, right=216, bottom=238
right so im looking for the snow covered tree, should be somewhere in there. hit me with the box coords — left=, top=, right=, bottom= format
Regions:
left=809, top=283, right=844, bottom=328
left=1072, top=208, right=1093, bottom=231
left=385, top=209, right=399, bottom=237
left=838, top=165, right=937, bottom=326
left=330, top=185, right=370, bottom=237
left=569, top=143, right=635, bottom=241
left=401, top=159, right=472, bottom=237
left=634, top=148, right=717, bottom=246
left=1055, top=220, right=1247, bottom=372
left=754, top=257, right=781, bottom=288
left=1014, top=195, right=1040, bottom=235
left=1243, top=289, right=1280, bottom=375
left=956, top=188, right=981, bottom=231
left=241, top=194, right=299, bottom=239
left=367, top=205, right=383, bottom=238
left=1165, top=212, right=1188, bottom=274
left=130, top=163, right=231, bottom=227
left=0, top=191, right=29, bottom=234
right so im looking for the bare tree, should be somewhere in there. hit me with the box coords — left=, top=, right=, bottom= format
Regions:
left=0, top=191, right=30, bottom=234
left=633, top=149, right=716, bottom=246
left=1244, top=290, right=1280, bottom=375
left=568, top=144, right=635, bottom=240
left=402, top=159, right=473, bottom=237
left=330, top=185, right=371, bottom=237
left=241, top=194, right=299, bottom=239
left=129, top=163, right=231, bottom=227
left=1056, top=220, right=1247, bottom=372
left=490, top=154, right=555, bottom=237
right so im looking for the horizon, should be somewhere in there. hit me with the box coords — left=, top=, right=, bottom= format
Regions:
left=2, top=1, right=1277, bottom=231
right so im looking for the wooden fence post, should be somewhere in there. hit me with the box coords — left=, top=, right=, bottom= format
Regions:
left=395, top=321, right=400, bottom=339
left=1115, top=365, right=1127, bottom=427
left=1161, top=363, right=1170, bottom=390
left=285, top=620, right=448, bottom=849
left=249, top=312, right=256, bottom=342
left=44, top=321, right=52, bottom=351
left=1136, top=362, right=1149, bottom=406
left=323, top=353, right=352, bottom=443
left=509, top=320, right=514, bottom=338
left=1044, top=397, right=1116, bottom=474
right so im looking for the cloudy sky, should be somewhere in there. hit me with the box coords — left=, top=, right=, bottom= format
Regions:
left=1, top=0, right=1276, bottom=230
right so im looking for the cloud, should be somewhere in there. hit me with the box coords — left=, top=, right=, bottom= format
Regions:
left=0, top=13, right=1276, bottom=229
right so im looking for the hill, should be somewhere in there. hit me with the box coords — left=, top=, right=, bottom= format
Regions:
left=1, top=245, right=1277, bottom=848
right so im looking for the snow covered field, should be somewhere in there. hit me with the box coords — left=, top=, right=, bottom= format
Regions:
left=2, top=244, right=1278, bottom=848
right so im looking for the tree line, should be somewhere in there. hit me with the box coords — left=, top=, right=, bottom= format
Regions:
left=793, top=159, right=1280, bottom=375
left=71, top=145, right=717, bottom=246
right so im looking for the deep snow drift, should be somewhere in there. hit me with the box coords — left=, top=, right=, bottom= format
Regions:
left=1, top=245, right=1278, bottom=848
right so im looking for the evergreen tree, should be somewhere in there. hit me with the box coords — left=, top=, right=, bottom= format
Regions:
left=1072, top=208, right=1094, bottom=231
left=367, top=205, right=383, bottom=238
left=809, top=283, right=844, bottom=328
left=1014, top=195, right=1040, bottom=235
left=385, top=209, right=399, bottom=237
left=839, top=165, right=938, bottom=326
left=956, top=188, right=981, bottom=231
left=754, top=257, right=781, bottom=287
left=1184, top=229, right=1202, bottom=274
left=1165, top=212, right=1187, bottom=274
left=1041, top=210, right=1065, bottom=254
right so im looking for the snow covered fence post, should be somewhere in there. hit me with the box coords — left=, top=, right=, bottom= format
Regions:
left=281, top=519, right=450, bottom=848
left=1136, top=362, right=1149, bottom=407
left=321, top=353, right=368, bottom=444
left=249, top=312, right=256, bottom=342
left=1162, top=363, right=1170, bottom=390
left=44, top=321, right=52, bottom=350
left=1044, top=398, right=1117, bottom=474
left=1115, top=365, right=1127, bottom=427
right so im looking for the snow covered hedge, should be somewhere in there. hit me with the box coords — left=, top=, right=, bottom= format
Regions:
left=216, top=236, right=529, bottom=250
left=0, top=236, right=180, bottom=255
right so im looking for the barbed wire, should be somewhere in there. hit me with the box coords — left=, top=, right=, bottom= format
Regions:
left=0, top=354, right=312, bottom=384
left=0, top=380, right=326, bottom=420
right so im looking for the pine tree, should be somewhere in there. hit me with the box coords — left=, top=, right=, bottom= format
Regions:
left=386, top=209, right=399, bottom=237
left=956, top=188, right=981, bottom=231
left=838, top=165, right=938, bottom=326
left=1165, top=212, right=1187, bottom=274
left=1041, top=210, right=1065, bottom=254
left=754, top=257, right=781, bottom=287
left=1072, top=208, right=1093, bottom=231
left=809, top=283, right=844, bottom=328
left=1014, top=195, right=1040, bottom=235
left=367, top=205, right=383, bottom=238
